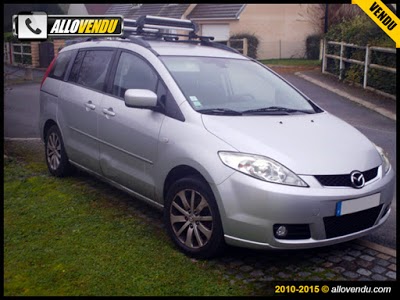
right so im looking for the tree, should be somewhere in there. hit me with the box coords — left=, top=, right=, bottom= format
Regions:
left=300, top=4, right=363, bottom=35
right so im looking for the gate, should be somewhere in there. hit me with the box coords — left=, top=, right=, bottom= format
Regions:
left=12, top=43, right=32, bottom=65
left=39, top=42, right=54, bottom=68
left=4, top=43, right=11, bottom=64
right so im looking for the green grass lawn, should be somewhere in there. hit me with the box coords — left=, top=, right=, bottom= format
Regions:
left=4, top=143, right=253, bottom=296
left=259, top=58, right=321, bottom=67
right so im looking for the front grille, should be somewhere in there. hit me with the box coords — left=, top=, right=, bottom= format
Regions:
left=324, top=204, right=383, bottom=239
left=315, top=167, right=378, bottom=187
left=363, top=167, right=379, bottom=181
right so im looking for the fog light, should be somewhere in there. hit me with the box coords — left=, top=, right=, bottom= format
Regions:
left=275, top=225, right=288, bottom=237
left=273, top=224, right=311, bottom=239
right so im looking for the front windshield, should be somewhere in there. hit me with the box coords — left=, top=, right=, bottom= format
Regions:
left=160, top=56, right=320, bottom=115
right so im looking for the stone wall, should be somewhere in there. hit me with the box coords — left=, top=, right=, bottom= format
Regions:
left=28, top=39, right=66, bottom=68
left=53, top=39, right=66, bottom=56
left=30, top=42, right=40, bottom=67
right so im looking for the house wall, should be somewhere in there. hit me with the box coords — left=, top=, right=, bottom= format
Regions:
left=230, top=4, right=318, bottom=59
left=191, top=4, right=318, bottom=59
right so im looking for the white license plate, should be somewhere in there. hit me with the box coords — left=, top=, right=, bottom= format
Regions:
left=336, top=193, right=381, bottom=216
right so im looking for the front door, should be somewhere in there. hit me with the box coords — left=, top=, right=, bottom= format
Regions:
left=98, top=51, right=165, bottom=199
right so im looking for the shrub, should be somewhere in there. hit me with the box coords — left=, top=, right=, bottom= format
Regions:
left=229, top=33, right=259, bottom=59
left=325, top=15, right=396, bottom=95
left=325, top=15, right=394, bottom=47
left=4, top=32, right=19, bottom=43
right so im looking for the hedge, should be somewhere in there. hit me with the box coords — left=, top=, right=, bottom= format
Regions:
left=325, top=15, right=396, bottom=95
left=229, top=33, right=260, bottom=59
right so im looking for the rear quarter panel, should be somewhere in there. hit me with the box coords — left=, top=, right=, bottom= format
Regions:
left=39, top=78, right=63, bottom=141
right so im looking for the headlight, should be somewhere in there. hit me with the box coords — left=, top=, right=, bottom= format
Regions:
left=375, top=145, right=391, bottom=175
left=218, top=152, right=308, bottom=187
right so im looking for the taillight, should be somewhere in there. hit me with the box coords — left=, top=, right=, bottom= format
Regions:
left=40, top=55, right=58, bottom=88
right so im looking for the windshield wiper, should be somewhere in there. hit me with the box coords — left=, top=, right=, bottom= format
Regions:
left=197, top=108, right=243, bottom=115
left=242, top=106, right=313, bottom=115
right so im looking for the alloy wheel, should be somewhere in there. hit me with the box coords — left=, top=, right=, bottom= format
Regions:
left=46, top=132, right=61, bottom=171
left=170, top=189, right=213, bottom=249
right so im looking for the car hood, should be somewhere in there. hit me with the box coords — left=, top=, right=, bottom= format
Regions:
left=202, top=112, right=381, bottom=175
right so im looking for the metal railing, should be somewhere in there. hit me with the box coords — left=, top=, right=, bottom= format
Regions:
left=322, top=40, right=396, bottom=99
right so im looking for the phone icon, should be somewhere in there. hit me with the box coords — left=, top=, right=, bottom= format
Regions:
left=15, top=12, right=47, bottom=40
left=25, top=17, right=42, bottom=35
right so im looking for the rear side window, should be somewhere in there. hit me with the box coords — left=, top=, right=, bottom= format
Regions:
left=49, top=51, right=73, bottom=80
left=68, top=51, right=85, bottom=83
left=69, top=50, right=113, bottom=91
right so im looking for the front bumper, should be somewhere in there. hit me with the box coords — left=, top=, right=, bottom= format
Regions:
left=212, top=166, right=395, bottom=250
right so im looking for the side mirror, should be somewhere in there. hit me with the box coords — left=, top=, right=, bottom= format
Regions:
left=124, top=89, right=157, bottom=108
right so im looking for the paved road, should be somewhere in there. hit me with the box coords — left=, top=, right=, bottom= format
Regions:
left=3, top=81, right=396, bottom=249
left=4, top=83, right=41, bottom=138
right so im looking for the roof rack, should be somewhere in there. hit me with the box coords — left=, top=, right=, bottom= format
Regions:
left=123, top=15, right=198, bottom=38
left=122, top=15, right=240, bottom=54
left=62, top=16, right=240, bottom=55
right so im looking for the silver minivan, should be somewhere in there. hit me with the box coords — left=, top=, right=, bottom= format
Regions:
left=39, top=16, right=395, bottom=258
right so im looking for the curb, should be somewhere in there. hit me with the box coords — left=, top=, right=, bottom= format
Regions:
left=356, top=239, right=396, bottom=258
left=4, top=137, right=41, bottom=141
left=295, top=72, right=396, bottom=122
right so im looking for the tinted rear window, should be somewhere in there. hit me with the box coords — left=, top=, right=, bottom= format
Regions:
left=68, top=51, right=85, bottom=83
left=68, top=50, right=114, bottom=91
left=49, top=51, right=73, bottom=80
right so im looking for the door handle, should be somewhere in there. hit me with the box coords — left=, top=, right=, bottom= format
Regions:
left=84, top=101, right=96, bottom=110
left=103, top=108, right=116, bottom=117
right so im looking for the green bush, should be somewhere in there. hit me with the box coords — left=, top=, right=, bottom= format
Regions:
left=367, top=50, right=396, bottom=94
left=4, top=32, right=19, bottom=43
left=305, top=34, right=321, bottom=60
left=325, top=15, right=394, bottom=47
left=229, top=33, right=259, bottom=59
left=325, top=15, right=396, bottom=95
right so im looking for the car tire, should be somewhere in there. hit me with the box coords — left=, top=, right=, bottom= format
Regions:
left=164, top=176, right=225, bottom=259
left=45, top=125, right=73, bottom=177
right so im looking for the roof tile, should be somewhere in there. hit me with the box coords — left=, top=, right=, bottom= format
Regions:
left=105, top=4, right=190, bottom=19
left=188, top=4, right=245, bottom=19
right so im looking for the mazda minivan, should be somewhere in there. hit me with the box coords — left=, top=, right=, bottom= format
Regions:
left=39, top=16, right=395, bottom=258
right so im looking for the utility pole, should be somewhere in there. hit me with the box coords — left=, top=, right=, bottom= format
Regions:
left=324, top=3, right=329, bottom=33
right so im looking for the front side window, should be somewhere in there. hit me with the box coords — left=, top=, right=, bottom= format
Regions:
left=69, top=50, right=113, bottom=91
left=112, top=52, right=158, bottom=98
left=160, top=56, right=321, bottom=115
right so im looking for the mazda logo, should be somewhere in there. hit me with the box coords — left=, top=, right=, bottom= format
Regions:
left=350, top=171, right=365, bottom=188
